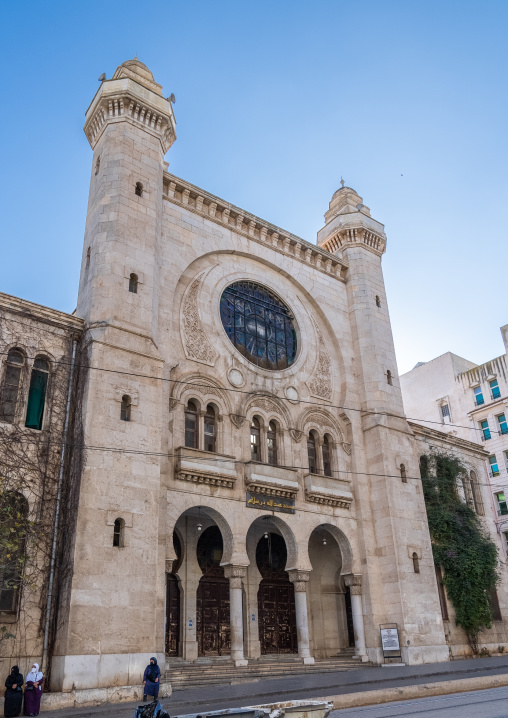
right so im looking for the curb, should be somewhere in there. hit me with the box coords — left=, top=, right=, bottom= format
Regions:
left=316, top=673, right=508, bottom=710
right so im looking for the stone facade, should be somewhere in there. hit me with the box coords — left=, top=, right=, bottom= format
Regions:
left=1, top=58, right=507, bottom=693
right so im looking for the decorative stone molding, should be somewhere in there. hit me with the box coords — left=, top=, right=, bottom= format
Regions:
left=288, top=569, right=311, bottom=592
left=230, top=414, right=246, bottom=428
left=175, top=446, right=237, bottom=489
left=308, top=321, right=332, bottom=401
left=181, top=274, right=218, bottom=366
left=176, top=469, right=235, bottom=489
left=289, top=428, right=303, bottom=443
left=343, top=573, right=362, bottom=595
left=245, top=462, right=299, bottom=498
left=168, top=398, right=179, bottom=412
left=224, top=565, right=247, bottom=588
left=341, top=441, right=352, bottom=456
left=321, top=227, right=386, bottom=257
left=407, top=545, right=422, bottom=559
left=162, top=173, right=348, bottom=283
left=304, top=491, right=352, bottom=509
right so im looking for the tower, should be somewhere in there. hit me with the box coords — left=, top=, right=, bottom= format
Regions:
left=317, top=186, right=449, bottom=664
left=52, top=60, right=176, bottom=690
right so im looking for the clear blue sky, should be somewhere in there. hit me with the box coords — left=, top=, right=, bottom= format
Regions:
left=1, top=1, right=507, bottom=374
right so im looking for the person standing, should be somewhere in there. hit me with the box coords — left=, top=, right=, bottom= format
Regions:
left=23, top=664, right=43, bottom=717
left=4, top=666, right=23, bottom=717
left=142, top=657, right=160, bottom=702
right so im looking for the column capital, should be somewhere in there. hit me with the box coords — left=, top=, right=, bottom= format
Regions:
left=288, top=569, right=311, bottom=592
left=224, top=565, right=247, bottom=588
left=343, top=573, right=362, bottom=595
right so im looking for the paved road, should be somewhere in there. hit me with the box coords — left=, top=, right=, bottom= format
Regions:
left=332, top=687, right=508, bottom=717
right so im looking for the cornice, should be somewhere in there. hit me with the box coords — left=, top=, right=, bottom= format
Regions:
left=0, top=292, right=84, bottom=333
left=408, top=420, right=489, bottom=457
left=163, top=173, right=349, bottom=283
left=320, top=225, right=387, bottom=257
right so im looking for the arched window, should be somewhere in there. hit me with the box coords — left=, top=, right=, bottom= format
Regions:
left=412, top=552, right=420, bottom=574
left=400, top=463, right=407, bottom=483
left=250, top=417, right=261, bottom=461
left=204, top=404, right=216, bottom=453
left=95, top=156, right=100, bottom=175
left=0, top=493, right=28, bottom=612
left=0, top=349, right=24, bottom=423
left=267, top=421, right=277, bottom=466
left=322, top=435, right=332, bottom=477
left=307, top=432, right=318, bottom=474
left=86, top=246, right=91, bottom=270
left=469, top=471, right=484, bottom=515
left=129, top=273, right=138, bottom=294
left=113, top=518, right=125, bottom=547
left=375, top=295, right=381, bottom=307
left=185, top=400, right=199, bottom=449
left=120, top=395, right=131, bottom=422
left=25, top=357, right=49, bottom=430
left=387, top=370, right=393, bottom=386
left=135, top=182, right=143, bottom=197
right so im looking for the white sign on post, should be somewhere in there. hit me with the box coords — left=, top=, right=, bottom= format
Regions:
left=380, top=627, right=400, bottom=651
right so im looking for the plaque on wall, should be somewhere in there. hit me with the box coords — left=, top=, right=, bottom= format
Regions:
left=246, top=491, right=296, bottom=515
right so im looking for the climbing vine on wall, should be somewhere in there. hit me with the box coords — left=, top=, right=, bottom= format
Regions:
left=421, top=453, right=498, bottom=653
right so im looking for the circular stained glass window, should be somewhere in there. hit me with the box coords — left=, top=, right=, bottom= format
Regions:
left=220, top=281, right=297, bottom=370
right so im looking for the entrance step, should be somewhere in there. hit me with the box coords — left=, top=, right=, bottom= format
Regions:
left=166, top=654, right=371, bottom=689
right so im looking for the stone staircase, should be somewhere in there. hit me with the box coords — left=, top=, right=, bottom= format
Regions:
left=166, top=651, right=369, bottom=690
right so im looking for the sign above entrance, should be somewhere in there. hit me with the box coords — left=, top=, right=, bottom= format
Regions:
left=246, top=491, right=295, bottom=514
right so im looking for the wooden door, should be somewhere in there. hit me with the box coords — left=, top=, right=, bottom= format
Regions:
left=258, top=579, right=297, bottom=654
left=344, top=586, right=355, bottom=648
left=197, top=577, right=231, bottom=655
left=165, top=574, right=180, bottom=656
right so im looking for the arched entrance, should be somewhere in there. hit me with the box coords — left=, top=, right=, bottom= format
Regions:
left=196, top=526, right=231, bottom=656
left=257, top=533, right=297, bottom=654
left=165, top=532, right=182, bottom=656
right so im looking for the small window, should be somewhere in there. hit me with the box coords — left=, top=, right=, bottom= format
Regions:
left=322, top=435, right=332, bottom=477
left=185, top=400, right=199, bottom=448
left=495, top=491, right=507, bottom=516
left=375, top=295, right=381, bottom=308
left=497, top=413, right=508, bottom=436
left=267, top=421, right=277, bottom=466
left=412, top=552, right=420, bottom=574
left=441, top=404, right=450, bottom=422
left=86, top=246, right=91, bottom=270
left=129, top=273, right=138, bottom=294
left=435, top=566, right=449, bottom=621
left=120, top=395, right=131, bottom=422
left=387, top=370, right=393, bottom=386
left=250, top=417, right=261, bottom=462
left=307, top=432, right=318, bottom=474
left=400, top=463, right=407, bottom=483
left=204, top=404, right=216, bottom=453
left=473, top=386, right=484, bottom=406
left=95, top=156, right=100, bottom=175
left=490, top=379, right=501, bottom=400
left=113, top=518, right=125, bottom=548
left=25, top=357, right=50, bottom=430
left=469, top=471, right=484, bottom=515
left=0, top=349, right=25, bottom=423
left=480, top=419, right=491, bottom=440
left=135, top=182, right=143, bottom=197
left=489, top=455, right=500, bottom=477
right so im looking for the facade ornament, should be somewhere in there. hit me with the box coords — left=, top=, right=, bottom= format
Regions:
left=308, top=321, right=332, bottom=401
left=288, top=569, right=311, bottom=593
left=230, top=414, right=246, bottom=428
left=168, top=398, right=179, bottom=412
left=341, top=441, right=352, bottom=456
left=181, top=274, right=217, bottom=366
left=343, top=573, right=362, bottom=595
left=224, top=565, right=247, bottom=589
left=289, top=428, right=303, bottom=443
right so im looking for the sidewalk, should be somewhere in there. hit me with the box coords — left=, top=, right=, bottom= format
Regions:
left=40, top=656, right=508, bottom=717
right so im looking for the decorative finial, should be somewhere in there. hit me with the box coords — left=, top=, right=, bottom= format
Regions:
left=340, top=177, right=345, bottom=188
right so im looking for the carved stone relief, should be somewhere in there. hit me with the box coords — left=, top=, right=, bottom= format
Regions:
left=181, top=273, right=217, bottom=366
left=230, top=414, right=246, bottom=428
left=307, top=319, right=332, bottom=400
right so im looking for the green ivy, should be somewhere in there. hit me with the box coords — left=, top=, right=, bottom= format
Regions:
left=420, top=453, right=499, bottom=653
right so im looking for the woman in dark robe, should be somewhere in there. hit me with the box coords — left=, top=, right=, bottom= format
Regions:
left=23, top=664, right=43, bottom=717
left=4, top=666, right=23, bottom=717
left=142, top=657, right=160, bottom=701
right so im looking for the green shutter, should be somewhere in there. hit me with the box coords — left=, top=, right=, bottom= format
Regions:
left=25, top=370, right=48, bottom=430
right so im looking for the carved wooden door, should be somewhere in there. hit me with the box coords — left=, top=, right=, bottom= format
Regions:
left=197, top=577, right=231, bottom=655
left=258, top=579, right=297, bottom=654
left=165, top=574, right=180, bottom=656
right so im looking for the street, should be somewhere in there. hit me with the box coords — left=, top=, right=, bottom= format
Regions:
left=332, top=687, right=508, bottom=717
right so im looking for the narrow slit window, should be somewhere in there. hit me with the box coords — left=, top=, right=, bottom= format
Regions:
left=185, top=400, right=199, bottom=449
left=267, top=421, right=277, bottom=466
left=113, top=518, right=125, bottom=547
left=204, top=404, right=216, bottom=452
left=120, top=395, right=131, bottom=422
left=412, top=552, right=420, bottom=574
left=135, top=182, right=143, bottom=197
left=400, top=463, right=407, bottom=483
left=322, top=435, right=332, bottom=477
left=307, top=432, right=318, bottom=474
left=25, top=357, right=49, bottom=430
left=129, top=273, right=138, bottom=293
left=435, top=566, right=449, bottom=621
left=0, top=349, right=24, bottom=423
left=250, top=417, right=261, bottom=461
left=375, top=295, right=381, bottom=307
left=86, top=246, right=91, bottom=270
left=95, top=156, right=100, bottom=175
left=387, top=370, right=393, bottom=386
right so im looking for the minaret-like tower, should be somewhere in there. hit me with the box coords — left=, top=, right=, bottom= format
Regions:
left=318, top=185, right=448, bottom=664
left=53, top=61, right=176, bottom=690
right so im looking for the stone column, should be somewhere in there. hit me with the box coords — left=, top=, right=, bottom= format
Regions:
left=344, top=574, right=368, bottom=661
left=224, top=566, right=248, bottom=666
left=288, top=570, right=314, bottom=665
